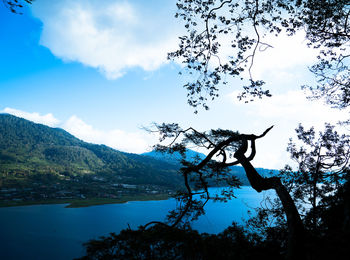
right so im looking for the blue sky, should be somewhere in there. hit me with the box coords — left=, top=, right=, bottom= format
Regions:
left=1, top=0, right=349, bottom=169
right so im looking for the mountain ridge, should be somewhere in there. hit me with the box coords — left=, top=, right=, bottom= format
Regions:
left=0, top=114, right=183, bottom=205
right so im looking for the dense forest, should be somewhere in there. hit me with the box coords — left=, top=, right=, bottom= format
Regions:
left=0, top=114, right=183, bottom=205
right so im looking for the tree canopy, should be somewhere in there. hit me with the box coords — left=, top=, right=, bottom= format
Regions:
left=281, top=123, right=350, bottom=230
left=1, top=0, right=33, bottom=14
left=170, top=0, right=350, bottom=111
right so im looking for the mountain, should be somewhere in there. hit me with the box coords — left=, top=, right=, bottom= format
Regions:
left=0, top=114, right=183, bottom=205
left=142, top=150, right=279, bottom=186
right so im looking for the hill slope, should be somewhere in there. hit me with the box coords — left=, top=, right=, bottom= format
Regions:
left=0, top=114, right=182, bottom=205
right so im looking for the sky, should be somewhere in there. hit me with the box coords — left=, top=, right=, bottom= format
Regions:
left=1, top=0, right=349, bottom=169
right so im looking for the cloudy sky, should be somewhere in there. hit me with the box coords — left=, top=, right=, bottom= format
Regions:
left=1, top=0, right=348, bottom=169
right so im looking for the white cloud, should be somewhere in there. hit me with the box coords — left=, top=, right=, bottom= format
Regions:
left=218, top=32, right=338, bottom=169
left=1, top=107, right=60, bottom=127
left=1, top=108, right=153, bottom=153
left=30, top=0, right=318, bottom=83
left=226, top=90, right=350, bottom=169
left=62, top=115, right=152, bottom=153
left=213, top=31, right=318, bottom=83
left=229, top=90, right=349, bottom=128
left=31, top=0, right=179, bottom=79
left=250, top=32, right=318, bottom=80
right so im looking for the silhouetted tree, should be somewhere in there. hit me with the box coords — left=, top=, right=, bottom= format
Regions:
left=170, top=0, right=350, bottom=111
left=142, top=124, right=305, bottom=260
left=283, top=123, right=350, bottom=231
left=78, top=222, right=282, bottom=260
left=243, top=123, right=350, bottom=258
left=245, top=174, right=350, bottom=259
left=1, top=0, right=33, bottom=14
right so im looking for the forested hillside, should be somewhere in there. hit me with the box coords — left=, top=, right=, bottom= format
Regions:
left=0, top=114, right=183, bottom=206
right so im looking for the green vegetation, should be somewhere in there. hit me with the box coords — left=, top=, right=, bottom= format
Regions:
left=0, top=114, right=182, bottom=206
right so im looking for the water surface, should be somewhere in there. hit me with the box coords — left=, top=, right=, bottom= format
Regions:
left=0, top=187, right=274, bottom=260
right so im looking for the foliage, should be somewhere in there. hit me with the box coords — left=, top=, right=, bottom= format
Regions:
left=1, top=0, right=33, bottom=14
left=300, top=1, right=350, bottom=108
left=281, top=123, right=350, bottom=230
left=244, top=175, right=350, bottom=259
left=78, top=222, right=282, bottom=260
left=170, top=0, right=350, bottom=111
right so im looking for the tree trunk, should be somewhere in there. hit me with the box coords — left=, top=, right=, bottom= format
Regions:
left=235, top=153, right=306, bottom=260
left=343, top=181, right=350, bottom=234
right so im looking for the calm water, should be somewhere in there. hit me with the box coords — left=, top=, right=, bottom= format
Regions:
left=0, top=187, right=274, bottom=260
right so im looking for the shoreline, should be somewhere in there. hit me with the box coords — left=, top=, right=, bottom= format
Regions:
left=0, top=193, right=170, bottom=208
left=0, top=186, right=253, bottom=208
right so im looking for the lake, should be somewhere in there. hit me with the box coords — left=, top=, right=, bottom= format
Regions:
left=0, top=186, right=275, bottom=260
